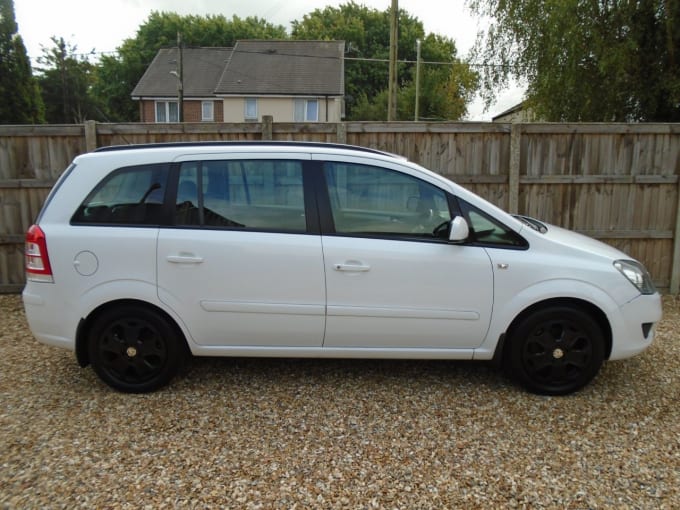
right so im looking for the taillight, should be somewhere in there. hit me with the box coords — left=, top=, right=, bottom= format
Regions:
left=25, top=225, right=54, bottom=283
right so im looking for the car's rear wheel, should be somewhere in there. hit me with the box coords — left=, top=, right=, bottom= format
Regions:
left=88, top=305, right=183, bottom=393
left=506, top=306, right=605, bottom=395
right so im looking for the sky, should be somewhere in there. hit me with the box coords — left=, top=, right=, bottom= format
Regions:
left=14, top=0, right=524, bottom=120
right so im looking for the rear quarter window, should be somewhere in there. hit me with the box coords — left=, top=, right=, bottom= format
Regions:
left=71, top=164, right=170, bottom=225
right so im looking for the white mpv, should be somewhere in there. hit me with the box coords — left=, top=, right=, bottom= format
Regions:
left=22, top=142, right=662, bottom=394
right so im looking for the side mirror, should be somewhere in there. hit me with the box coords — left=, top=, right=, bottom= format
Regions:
left=449, top=216, right=469, bottom=242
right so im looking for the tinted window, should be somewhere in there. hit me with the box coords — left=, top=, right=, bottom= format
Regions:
left=458, top=199, right=527, bottom=248
left=72, top=164, right=169, bottom=225
left=324, top=162, right=451, bottom=238
left=175, top=160, right=306, bottom=231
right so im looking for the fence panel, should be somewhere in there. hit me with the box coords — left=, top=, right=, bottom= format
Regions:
left=0, top=126, right=85, bottom=180
left=0, top=121, right=678, bottom=293
left=517, top=124, right=680, bottom=290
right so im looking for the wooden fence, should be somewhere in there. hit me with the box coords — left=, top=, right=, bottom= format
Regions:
left=1, top=120, right=679, bottom=294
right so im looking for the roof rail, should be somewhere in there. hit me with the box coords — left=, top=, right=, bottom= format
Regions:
left=94, top=140, right=402, bottom=158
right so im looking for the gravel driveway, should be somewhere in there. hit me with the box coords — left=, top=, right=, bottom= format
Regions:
left=1, top=294, right=678, bottom=509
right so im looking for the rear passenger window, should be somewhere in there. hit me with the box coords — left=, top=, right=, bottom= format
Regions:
left=72, top=164, right=169, bottom=225
left=175, top=160, right=306, bottom=232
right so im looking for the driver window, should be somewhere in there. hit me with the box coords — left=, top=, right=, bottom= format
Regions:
left=323, top=162, right=451, bottom=238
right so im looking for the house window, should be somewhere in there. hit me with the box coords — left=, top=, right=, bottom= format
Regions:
left=294, top=99, right=319, bottom=122
left=244, top=98, right=258, bottom=121
left=155, top=101, right=179, bottom=123
left=201, top=101, right=214, bottom=121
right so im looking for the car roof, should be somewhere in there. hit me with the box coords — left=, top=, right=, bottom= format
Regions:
left=94, top=141, right=405, bottom=160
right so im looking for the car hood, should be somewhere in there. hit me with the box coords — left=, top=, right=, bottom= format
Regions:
left=538, top=223, right=629, bottom=261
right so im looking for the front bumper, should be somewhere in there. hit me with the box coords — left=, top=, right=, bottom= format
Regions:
left=608, top=292, right=663, bottom=360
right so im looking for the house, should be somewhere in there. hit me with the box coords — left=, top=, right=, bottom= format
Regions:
left=131, top=47, right=232, bottom=123
left=492, top=101, right=538, bottom=123
left=131, top=40, right=345, bottom=123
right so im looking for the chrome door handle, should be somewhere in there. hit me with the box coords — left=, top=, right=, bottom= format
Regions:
left=334, top=263, right=370, bottom=272
left=167, top=254, right=204, bottom=264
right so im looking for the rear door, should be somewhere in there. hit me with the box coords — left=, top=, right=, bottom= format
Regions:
left=157, top=153, right=326, bottom=347
left=317, top=156, right=494, bottom=350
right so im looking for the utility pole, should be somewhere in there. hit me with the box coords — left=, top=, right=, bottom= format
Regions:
left=59, top=39, right=68, bottom=123
left=387, top=0, right=398, bottom=121
left=414, top=39, right=421, bottom=122
left=177, top=31, right=184, bottom=122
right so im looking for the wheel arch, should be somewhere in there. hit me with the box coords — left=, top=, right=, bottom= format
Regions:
left=493, top=297, right=613, bottom=365
left=75, top=298, right=189, bottom=367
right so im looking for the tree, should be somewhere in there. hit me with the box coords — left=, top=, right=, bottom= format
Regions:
left=93, top=12, right=288, bottom=121
left=36, top=37, right=102, bottom=123
left=469, top=0, right=680, bottom=122
left=292, top=1, right=478, bottom=120
left=0, top=0, right=44, bottom=123
left=353, top=61, right=478, bottom=121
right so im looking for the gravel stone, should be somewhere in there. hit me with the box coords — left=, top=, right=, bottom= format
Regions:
left=1, top=294, right=678, bottom=509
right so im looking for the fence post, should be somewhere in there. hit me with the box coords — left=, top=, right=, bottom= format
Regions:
left=670, top=180, right=680, bottom=294
left=508, top=123, right=521, bottom=214
left=262, top=115, right=273, bottom=140
left=336, top=123, right=347, bottom=144
left=84, top=120, right=98, bottom=152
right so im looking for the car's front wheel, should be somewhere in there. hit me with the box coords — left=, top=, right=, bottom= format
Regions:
left=505, top=306, right=605, bottom=395
left=88, top=305, right=184, bottom=393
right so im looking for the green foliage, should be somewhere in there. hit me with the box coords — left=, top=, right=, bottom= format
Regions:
left=36, top=37, right=102, bottom=123
left=292, top=1, right=478, bottom=120
left=354, top=63, right=479, bottom=121
left=292, top=1, right=393, bottom=116
left=0, top=0, right=44, bottom=123
left=470, top=0, right=680, bottom=121
left=94, top=12, right=288, bottom=121
left=411, top=61, right=479, bottom=121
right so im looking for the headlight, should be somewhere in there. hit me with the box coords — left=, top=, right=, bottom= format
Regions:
left=614, top=260, right=656, bottom=295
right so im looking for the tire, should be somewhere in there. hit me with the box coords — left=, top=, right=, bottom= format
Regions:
left=88, top=305, right=184, bottom=393
left=505, top=306, right=605, bottom=395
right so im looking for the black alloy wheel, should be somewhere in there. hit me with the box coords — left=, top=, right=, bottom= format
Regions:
left=88, top=306, right=183, bottom=393
left=506, top=306, right=605, bottom=395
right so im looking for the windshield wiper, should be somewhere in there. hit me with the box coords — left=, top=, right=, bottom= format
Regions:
left=513, top=215, right=548, bottom=234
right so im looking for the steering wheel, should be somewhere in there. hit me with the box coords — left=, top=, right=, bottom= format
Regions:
left=432, top=220, right=450, bottom=238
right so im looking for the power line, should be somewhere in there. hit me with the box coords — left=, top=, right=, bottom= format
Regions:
left=54, top=47, right=513, bottom=70
left=224, top=48, right=516, bottom=69
left=344, top=56, right=509, bottom=68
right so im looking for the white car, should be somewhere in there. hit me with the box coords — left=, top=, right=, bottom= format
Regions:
left=22, top=142, right=662, bottom=394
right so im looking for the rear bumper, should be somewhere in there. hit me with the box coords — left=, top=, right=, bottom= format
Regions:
left=22, top=285, right=76, bottom=351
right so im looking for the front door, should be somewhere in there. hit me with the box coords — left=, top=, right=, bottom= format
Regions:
left=319, top=158, right=494, bottom=349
